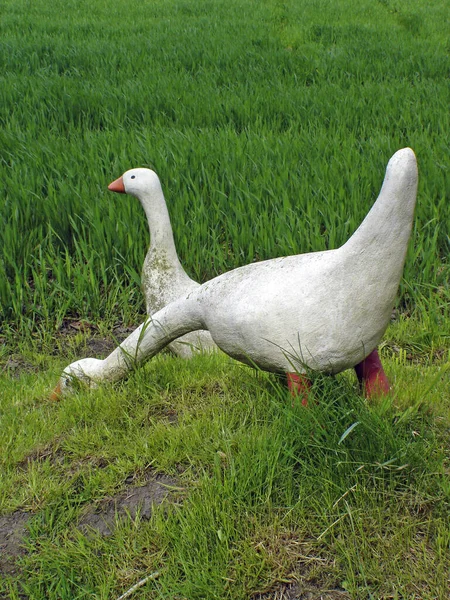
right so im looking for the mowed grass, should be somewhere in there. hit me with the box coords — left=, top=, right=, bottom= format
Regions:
left=0, top=349, right=449, bottom=599
left=0, top=0, right=449, bottom=598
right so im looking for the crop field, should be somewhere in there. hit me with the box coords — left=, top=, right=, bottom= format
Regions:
left=0, top=0, right=449, bottom=599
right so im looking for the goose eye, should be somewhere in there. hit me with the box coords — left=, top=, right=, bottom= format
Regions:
left=131, top=175, right=136, bottom=179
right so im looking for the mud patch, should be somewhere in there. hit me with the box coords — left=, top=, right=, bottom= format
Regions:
left=17, top=438, right=66, bottom=471
left=0, top=473, right=179, bottom=576
left=0, top=324, right=139, bottom=377
left=84, top=332, right=132, bottom=358
left=55, top=322, right=137, bottom=359
left=1, top=355, right=39, bottom=378
left=0, top=511, right=30, bottom=576
left=77, top=473, right=180, bottom=537
left=255, top=581, right=349, bottom=599
left=251, top=530, right=350, bottom=600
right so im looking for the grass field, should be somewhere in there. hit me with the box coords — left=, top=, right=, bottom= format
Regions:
left=0, top=0, right=449, bottom=598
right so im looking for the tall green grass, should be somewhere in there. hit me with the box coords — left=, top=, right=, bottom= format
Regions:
left=0, top=0, right=449, bottom=341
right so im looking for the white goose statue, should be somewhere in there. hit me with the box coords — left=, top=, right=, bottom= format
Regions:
left=108, top=168, right=217, bottom=358
left=55, top=149, right=418, bottom=400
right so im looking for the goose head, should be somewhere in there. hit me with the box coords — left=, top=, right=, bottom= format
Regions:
left=108, top=168, right=162, bottom=199
left=51, top=357, right=104, bottom=399
left=107, top=167, right=172, bottom=247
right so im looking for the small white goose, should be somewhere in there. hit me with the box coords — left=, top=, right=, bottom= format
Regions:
left=108, top=168, right=216, bottom=358
left=56, top=149, right=418, bottom=399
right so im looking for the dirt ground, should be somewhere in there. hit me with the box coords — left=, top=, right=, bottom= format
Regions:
left=0, top=321, right=138, bottom=377
left=0, top=471, right=178, bottom=578
left=0, top=511, right=30, bottom=576
left=255, top=582, right=350, bottom=600
left=77, top=472, right=179, bottom=537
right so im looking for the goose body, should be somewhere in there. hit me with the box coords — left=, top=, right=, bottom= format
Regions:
left=108, top=168, right=216, bottom=358
left=58, top=149, right=418, bottom=395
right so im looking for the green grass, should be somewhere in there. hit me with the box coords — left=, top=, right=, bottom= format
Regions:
left=0, top=349, right=449, bottom=598
left=0, top=0, right=449, bottom=597
left=0, top=0, right=449, bottom=341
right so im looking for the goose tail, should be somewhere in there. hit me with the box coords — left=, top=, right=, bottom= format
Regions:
left=343, top=148, right=418, bottom=257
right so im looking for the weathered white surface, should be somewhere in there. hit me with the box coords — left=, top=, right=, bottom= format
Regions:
left=112, top=168, right=216, bottom=357
left=60, top=149, right=418, bottom=393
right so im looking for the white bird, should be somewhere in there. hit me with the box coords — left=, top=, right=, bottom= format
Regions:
left=108, top=168, right=217, bottom=358
left=56, top=149, right=417, bottom=400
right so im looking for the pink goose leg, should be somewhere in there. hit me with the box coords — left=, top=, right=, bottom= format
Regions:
left=286, top=372, right=311, bottom=406
left=354, top=348, right=390, bottom=398
left=287, top=348, right=390, bottom=403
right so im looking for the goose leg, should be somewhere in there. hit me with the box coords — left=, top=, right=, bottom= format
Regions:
left=354, top=348, right=390, bottom=398
left=286, top=372, right=311, bottom=406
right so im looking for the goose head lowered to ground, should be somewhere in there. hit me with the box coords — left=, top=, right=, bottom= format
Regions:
left=57, top=149, right=418, bottom=400
left=108, top=167, right=216, bottom=358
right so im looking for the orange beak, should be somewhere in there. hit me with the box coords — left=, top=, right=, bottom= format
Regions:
left=108, top=176, right=126, bottom=193
left=50, top=382, right=62, bottom=401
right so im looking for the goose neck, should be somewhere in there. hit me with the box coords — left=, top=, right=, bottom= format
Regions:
left=139, top=188, right=180, bottom=262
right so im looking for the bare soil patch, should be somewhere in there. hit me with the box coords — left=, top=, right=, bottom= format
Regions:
left=77, top=472, right=180, bottom=537
left=0, top=472, right=179, bottom=577
left=54, top=321, right=137, bottom=359
left=1, top=355, right=39, bottom=378
left=0, top=322, right=139, bottom=376
left=0, top=511, right=30, bottom=576
left=255, top=581, right=349, bottom=599
left=250, top=530, right=350, bottom=600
